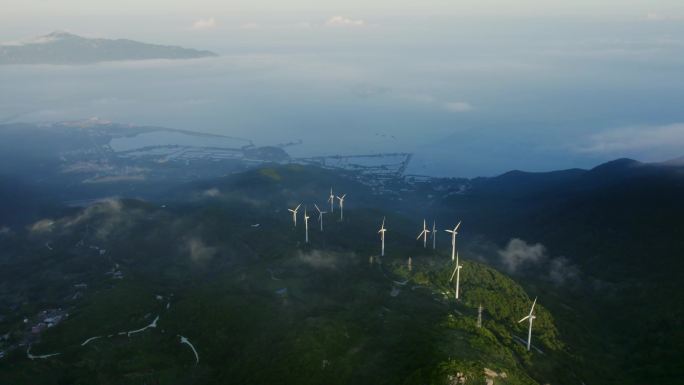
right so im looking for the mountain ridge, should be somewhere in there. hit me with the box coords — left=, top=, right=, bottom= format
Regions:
left=0, top=31, right=217, bottom=65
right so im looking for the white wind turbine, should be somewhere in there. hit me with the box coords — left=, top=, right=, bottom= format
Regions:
left=449, top=251, right=463, bottom=300
left=416, top=219, right=430, bottom=248
left=444, top=221, right=461, bottom=262
left=378, top=217, right=387, bottom=257
left=314, top=204, right=327, bottom=232
left=288, top=204, right=301, bottom=227
left=336, top=194, right=346, bottom=221
left=304, top=207, right=310, bottom=243
left=518, top=297, right=538, bottom=352
left=328, top=188, right=335, bottom=213
left=431, top=220, right=437, bottom=250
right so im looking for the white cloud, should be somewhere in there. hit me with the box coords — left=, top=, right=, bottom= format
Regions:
left=325, top=16, right=366, bottom=27
left=29, top=219, right=55, bottom=233
left=576, top=123, right=684, bottom=154
left=191, top=17, right=217, bottom=30
left=498, top=238, right=580, bottom=286
left=443, top=101, right=474, bottom=112
left=499, top=238, right=546, bottom=272
left=186, top=237, right=216, bottom=262
left=394, top=92, right=474, bottom=112
left=203, top=188, right=221, bottom=197
left=296, top=250, right=355, bottom=270
left=645, top=12, right=684, bottom=21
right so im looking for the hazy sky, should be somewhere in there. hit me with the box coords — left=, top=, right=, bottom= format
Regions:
left=2, top=1, right=684, bottom=176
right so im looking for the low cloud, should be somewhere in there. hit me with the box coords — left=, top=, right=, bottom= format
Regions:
left=576, top=123, right=684, bottom=155
left=203, top=188, right=221, bottom=197
left=296, top=249, right=353, bottom=270
left=186, top=237, right=216, bottom=262
left=498, top=238, right=580, bottom=286
left=393, top=92, right=475, bottom=113
left=443, top=101, right=474, bottom=113
left=0, top=226, right=13, bottom=236
left=191, top=17, right=218, bottom=30
left=325, top=16, right=365, bottom=27
left=548, top=257, right=580, bottom=285
left=499, top=238, right=547, bottom=272
left=645, top=12, right=684, bottom=21
left=29, top=219, right=55, bottom=234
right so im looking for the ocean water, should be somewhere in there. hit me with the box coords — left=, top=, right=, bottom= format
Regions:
left=2, top=31, right=684, bottom=177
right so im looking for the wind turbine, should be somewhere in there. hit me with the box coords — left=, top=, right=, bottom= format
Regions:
left=431, top=220, right=437, bottom=250
left=314, top=204, right=327, bottom=232
left=449, top=251, right=463, bottom=300
left=477, top=304, right=483, bottom=328
left=444, top=221, right=461, bottom=262
left=378, top=217, right=387, bottom=257
left=336, top=194, right=346, bottom=221
left=288, top=204, right=301, bottom=227
left=518, top=297, right=537, bottom=351
left=328, top=188, right=335, bottom=213
left=304, top=207, right=310, bottom=243
left=416, top=219, right=430, bottom=248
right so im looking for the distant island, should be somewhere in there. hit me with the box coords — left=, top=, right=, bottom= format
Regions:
left=0, top=31, right=218, bottom=65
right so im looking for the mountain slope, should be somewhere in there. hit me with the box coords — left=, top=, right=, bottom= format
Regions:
left=439, top=158, right=684, bottom=385
left=0, top=167, right=573, bottom=385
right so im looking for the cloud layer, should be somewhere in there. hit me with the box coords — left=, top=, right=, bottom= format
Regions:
left=191, top=17, right=217, bottom=30
left=325, top=16, right=365, bottom=27
left=577, top=123, right=684, bottom=155
left=498, top=238, right=579, bottom=285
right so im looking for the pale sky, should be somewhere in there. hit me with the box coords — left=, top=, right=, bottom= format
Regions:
left=2, top=0, right=683, bottom=15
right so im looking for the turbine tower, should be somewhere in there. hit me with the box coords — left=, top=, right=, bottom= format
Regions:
left=336, top=194, right=346, bottom=221
left=518, top=297, right=537, bottom=351
left=314, top=204, right=327, bottom=232
left=378, top=217, right=387, bottom=257
left=416, top=219, right=430, bottom=248
left=304, top=207, right=310, bottom=243
left=477, top=304, right=483, bottom=328
left=449, top=251, right=463, bottom=300
left=288, top=204, right=301, bottom=227
left=431, top=220, right=437, bottom=250
left=444, top=221, right=461, bottom=262
left=328, top=188, right=335, bottom=213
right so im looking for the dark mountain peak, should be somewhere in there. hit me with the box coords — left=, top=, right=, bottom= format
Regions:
left=589, top=158, right=641, bottom=172
left=583, top=158, right=645, bottom=182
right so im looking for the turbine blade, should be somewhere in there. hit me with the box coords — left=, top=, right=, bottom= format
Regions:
left=449, top=265, right=459, bottom=281
left=518, top=315, right=530, bottom=323
left=455, top=221, right=461, bottom=231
